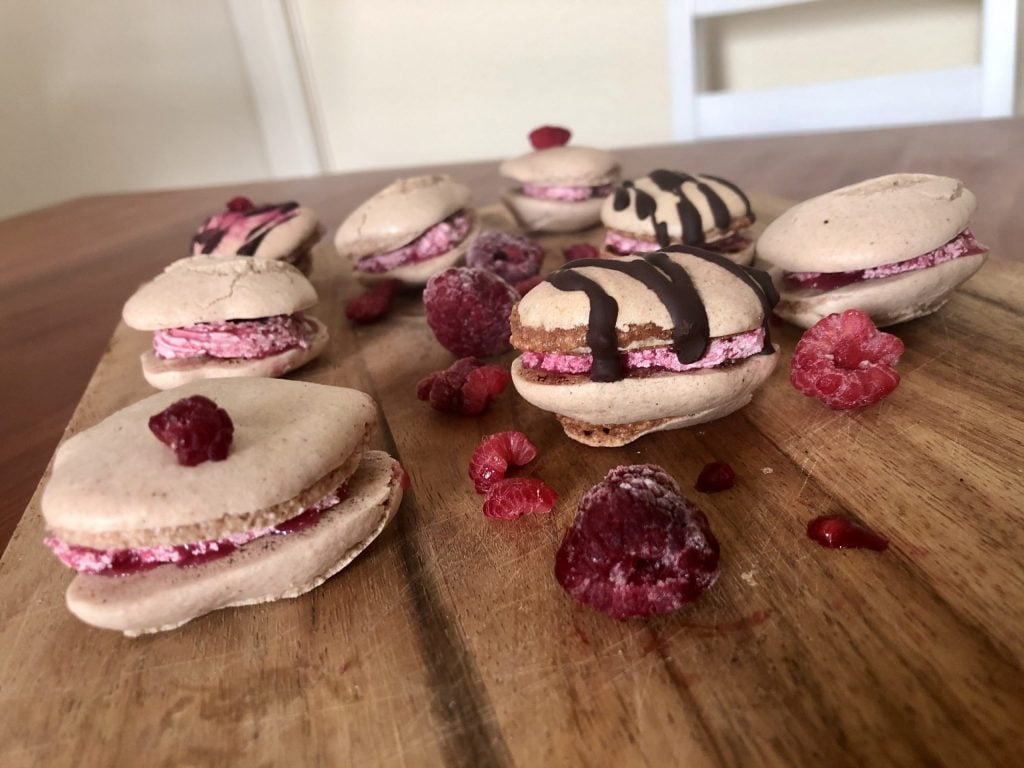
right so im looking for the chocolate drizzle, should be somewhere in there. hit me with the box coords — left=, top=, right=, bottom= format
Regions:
left=545, top=249, right=778, bottom=382
left=193, top=201, right=300, bottom=256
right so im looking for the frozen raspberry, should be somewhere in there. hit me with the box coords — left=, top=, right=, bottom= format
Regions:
left=423, top=267, right=519, bottom=357
left=515, top=275, right=544, bottom=297
left=563, top=243, right=599, bottom=262
left=555, top=464, right=720, bottom=620
left=790, top=309, right=904, bottom=410
left=226, top=196, right=254, bottom=212
left=468, top=431, right=538, bottom=494
left=483, top=478, right=558, bottom=520
left=695, top=462, right=736, bottom=493
left=345, top=279, right=399, bottom=324
left=529, top=125, right=572, bottom=150
left=149, top=395, right=234, bottom=466
left=466, top=231, right=544, bottom=284
left=416, top=357, right=510, bottom=416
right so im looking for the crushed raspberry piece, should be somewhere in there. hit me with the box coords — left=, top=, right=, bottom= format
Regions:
left=529, top=125, right=572, bottom=150
left=345, top=279, right=399, bottom=324
left=466, top=231, right=545, bottom=284
left=555, top=464, right=720, bottom=620
left=563, top=243, right=599, bottom=261
left=695, top=462, right=736, bottom=493
left=468, top=431, right=538, bottom=494
left=807, top=515, right=889, bottom=551
left=416, top=357, right=510, bottom=416
left=149, top=395, right=234, bottom=466
left=423, top=268, right=519, bottom=357
left=790, top=309, right=904, bottom=410
left=483, top=478, right=558, bottom=520
left=515, top=275, right=545, bottom=296
left=226, top=196, right=254, bottom=212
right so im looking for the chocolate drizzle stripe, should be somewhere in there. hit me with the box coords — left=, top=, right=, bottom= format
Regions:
left=546, top=269, right=623, bottom=382
left=700, top=174, right=756, bottom=223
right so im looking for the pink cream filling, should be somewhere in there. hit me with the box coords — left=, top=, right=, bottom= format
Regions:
left=784, top=229, right=988, bottom=290
left=521, top=183, right=613, bottom=202
left=521, top=329, right=765, bottom=375
left=43, top=486, right=347, bottom=576
left=355, top=209, right=472, bottom=274
left=604, top=229, right=750, bottom=256
left=152, top=314, right=312, bottom=360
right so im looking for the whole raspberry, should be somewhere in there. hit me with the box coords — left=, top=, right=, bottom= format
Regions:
left=790, top=309, right=904, bottom=410
left=416, top=357, right=510, bottom=416
left=484, top=478, right=558, bottom=520
left=529, top=125, right=572, bottom=150
left=468, top=431, right=538, bottom=494
left=149, top=395, right=234, bottom=466
left=346, top=279, right=399, bottom=324
left=514, top=275, right=545, bottom=297
left=695, top=462, right=736, bottom=493
left=563, top=243, right=599, bottom=262
left=466, top=231, right=544, bottom=284
left=423, top=268, right=519, bottom=357
left=226, top=196, right=254, bottom=212
left=555, top=464, right=720, bottom=620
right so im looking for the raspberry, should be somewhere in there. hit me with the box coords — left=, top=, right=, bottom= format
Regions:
left=468, top=431, right=538, bottom=494
left=466, top=231, right=545, bottom=284
left=416, top=357, right=510, bottom=416
left=345, top=279, right=399, bottom=324
left=226, top=196, right=254, bottom=212
left=807, top=515, right=889, bottom=551
left=555, top=464, right=720, bottom=620
left=483, top=478, right=558, bottom=520
left=563, top=243, right=599, bottom=261
left=529, top=125, right=572, bottom=150
left=790, top=309, right=904, bottom=410
left=423, top=268, right=519, bottom=357
left=514, top=275, right=544, bottom=297
left=695, top=462, right=736, bottom=493
left=149, top=395, right=234, bottom=466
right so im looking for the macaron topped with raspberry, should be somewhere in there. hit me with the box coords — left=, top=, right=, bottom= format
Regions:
left=334, top=174, right=479, bottom=286
left=510, top=245, right=779, bottom=447
left=192, top=196, right=324, bottom=275
left=755, top=173, right=988, bottom=328
left=500, top=126, right=619, bottom=234
left=601, top=170, right=756, bottom=264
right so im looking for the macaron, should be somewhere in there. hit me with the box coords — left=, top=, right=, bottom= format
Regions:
left=334, top=174, right=479, bottom=286
left=754, top=173, right=988, bottom=328
left=601, top=171, right=756, bottom=265
left=510, top=245, right=779, bottom=447
left=123, top=255, right=329, bottom=389
left=192, top=196, right=324, bottom=274
left=500, top=136, right=619, bottom=233
left=41, top=378, right=404, bottom=636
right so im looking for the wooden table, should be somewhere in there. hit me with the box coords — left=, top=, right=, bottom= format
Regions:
left=1, top=119, right=1022, bottom=766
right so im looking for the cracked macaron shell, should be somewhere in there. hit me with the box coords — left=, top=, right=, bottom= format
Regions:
left=122, top=255, right=318, bottom=331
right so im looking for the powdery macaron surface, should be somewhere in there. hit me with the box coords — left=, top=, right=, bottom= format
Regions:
left=500, top=146, right=619, bottom=187
left=192, top=201, right=323, bottom=262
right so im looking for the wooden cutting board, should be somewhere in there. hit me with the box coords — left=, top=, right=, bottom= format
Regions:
left=1, top=198, right=1021, bottom=768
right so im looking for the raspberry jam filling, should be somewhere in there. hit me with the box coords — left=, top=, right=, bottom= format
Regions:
left=521, top=183, right=613, bottom=202
left=605, top=229, right=751, bottom=256
left=192, top=201, right=299, bottom=257
left=784, top=229, right=988, bottom=291
left=153, top=314, right=313, bottom=360
left=355, top=209, right=472, bottom=274
left=44, top=485, right=348, bottom=576
left=521, top=328, right=765, bottom=375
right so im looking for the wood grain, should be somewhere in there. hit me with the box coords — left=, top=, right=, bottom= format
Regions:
left=1, top=119, right=1023, bottom=766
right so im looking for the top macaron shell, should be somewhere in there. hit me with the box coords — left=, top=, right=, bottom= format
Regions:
left=41, top=378, right=375, bottom=541
left=500, top=146, right=619, bottom=187
left=243, top=206, right=321, bottom=261
left=756, top=174, right=976, bottom=272
left=334, top=175, right=472, bottom=260
left=122, top=255, right=318, bottom=331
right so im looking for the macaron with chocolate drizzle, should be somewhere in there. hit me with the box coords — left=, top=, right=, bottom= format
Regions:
left=510, top=245, right=779, bottom=447
left=601, top=171, right=756, bottom=265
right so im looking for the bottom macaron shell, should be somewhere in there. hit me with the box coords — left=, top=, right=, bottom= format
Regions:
left=502, top=191, right=604, bottom=234
left=511, top=350, right=778, bottom=447
left=140, top=315, right=329, bottom=389
left=768, top=253, right=987, bottom=329
left=356, top=217, right=480, bottom=287
left=602, top=233, right=755, bottom=267
left=64, top=451, right=403, bottom=637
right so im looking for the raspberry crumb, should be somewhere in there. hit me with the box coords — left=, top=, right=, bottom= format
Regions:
left=529, top=125, right=572, bottom=150
left=555, top=464, right=720, bottom=620
left=423, top=268, right=519, bottom=357
left=466, top=231, right=544, bottom=284
left=790, top=309, right=904, bottom=409
left=149, top=395, right=234, bottom=466
left=563, top=243, right=599, bottom=261
left=345, top=279, right=400, bottom=324
left=226, top=196, right=254, bottom=212
left=695, top=462, right=736, bottom=493
left=468, top=431, right=538, bottom=494
left=416, top=357, right=510, bottom=416
left=483, top=478, right=558, bottom=520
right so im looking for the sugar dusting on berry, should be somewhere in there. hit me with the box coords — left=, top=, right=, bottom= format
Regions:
left=807, top=515, right=889, bottom=551
left=528, top=125, right=572, bottom=150
left=555, top=464, right=720, bottom=620
left=423, top=267, right=519, bottom=358
left=148, top=395, right=234, bottom=466
left=468, top=431, right=538, bottom=494
left=695, top=462, right=736, bottom=493
left=466, top=231, right=544, bottom=284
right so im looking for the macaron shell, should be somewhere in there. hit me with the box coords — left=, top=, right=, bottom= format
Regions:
left=500, top=146, right=619, bottom=186
left=64, top=450, right=402, bottom=637
left=502, top=191, right=604, bottom=233
left=334, top=175, right=472, bottom=259
left=247, top=207, right=323, bottom=261
left=42, top=378, right=376, bottom=543
left=353, top=216, right=479, bottom=287
left=756, top=173, right=976, bottom=272
left=139, top=315, right=329, bottom=389
left=122, top=255, right=318, bottom=330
